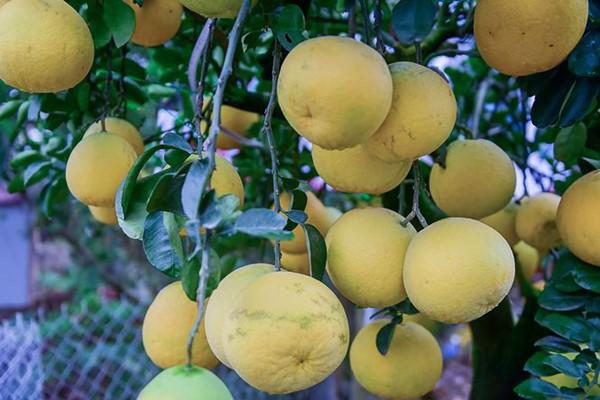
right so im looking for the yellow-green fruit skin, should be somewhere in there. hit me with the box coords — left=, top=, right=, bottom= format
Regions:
left=66, top=134, right=137, bottom=207
left=204, top=264, right=273, bottom=367
left=84, top=118, right=145, bottom=156
left=178, top=0, right=256, bottom=18
left=212, top=155, right=245, bottom=206
left=281, top=251, right=310, bottom=275
left=222, top=272, right=349, bottom=394
left=313, top=144, right=411, bottom=195
left=279, top=191, right=331, bottom=254
left=207, top=105, right=260, bottom=149
left=480, top=202, right=520, bottom=246
left=515, top=193, right=561, bottom=251
left=326, top=208, right=416, bottom=308
left=142, top=282, right=219, bottom=369
left=514, top=241, right=540, bottom=280
left=404, top=218, right=515, bottom=324
left=350, top=321, right=442, bottom=400
left=0, top=0, right=94, bottom=93
left=430, top=139, right=516, bottom=218
left=125, top=0, right=182, bottom=47
left=138, top=365, right=233, bottom=400
left=365, top=62, right=457, bottom=162
left=557, top=171, right=600, bottom=266
left=543, top=373, right=600, bottom=395
left=474, top=0, right=588, bottom=77
left=89, top=206, right=118, bottom=225
left=278, top=36, right=393, bottom=150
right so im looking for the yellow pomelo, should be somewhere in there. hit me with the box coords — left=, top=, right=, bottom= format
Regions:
left=313, top=144, right=411, bottom=195
left=222, top=272, right=349, bottom=394
left=557, top=171, right=600, bottom=266
left=515, top=193, right=561, bottom=251
left=66, top=134, right=137, bottom=207
left=281, top=251, right=310, bottom=275
left=474, top=0, right=588, bottom=77
left=543, top=373, right=600, bottom=395
left=514, top=241, right=540, bottom=280
left=138, top=365, right=233, bottom=400
left=326, top=208, right=416, bottom=308
left=185, top=154, right=245, bottom=206
left=0, top=0, right=94, bottom=93
left=89, top=206, right=118, bottom=225
left=350, top=320, right=442, bottom=399
left=480, top=202, right=520, bottom=246
left=278, top=36, right=392, bottom=150
left=325, top=207, right=343, bottom=227
left=404, top=218, right=515, bottom=323
left=84, top=118, right=145, bottom=156
left=278, top=191, right=330, bottom=254
left=403, top=313, right=440, bottom=333
left=204, top=263, right=273, bottom=367
left=142, top=282, right=218, bottom=369
left=178, top=0, right=257, bottom=18
left=365, top=62, right=457, bottom=162
left=125, top=0, right=182, bottom=47
left=430, top=139, right=516, bottom=218
left=201, top=104, right=260, bottom=149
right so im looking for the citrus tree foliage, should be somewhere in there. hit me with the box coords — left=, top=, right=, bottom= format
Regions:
left=2, top=0, right=600, bottom=399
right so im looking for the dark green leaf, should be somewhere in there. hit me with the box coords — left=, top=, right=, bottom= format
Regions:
left=396, top=298, right=419, bottom=315
left=376, top=321, right=397, bottom=356
left=181, top=159, right=210, bottom=219
left=147, top=173, right=186, bottom=215
left=23, top=161, right=52, bottom=187
left=233, top=208, right=293, bottom=240
left=569, top=30, right=600, bottom=77
left=182, top=257, right=200, bottom=301
left=303, top=223, right=327, bottom=281
left=199, top=194, right=240, bottom=230
left=544, top=354, right=585, bottom=379
left=559, top=79, right=600, bottom=127
left=142, top=212, right=183, bottom=276
left=281, top=177, right=299, bottom=191
left=535, top=309, right=591, bottom=342
left=514, top=378, right=562, bottom=399
left=531, top=70, right=576, bottom=128
left=0, top=100, right=21, bottom=120
left=572, top=258, right=600, bottom=293
left=525, top=352, right=563, bottom=377
left=284, top=190, right=307, bottom=231
left=538, top=284, right=588, bottom=311
left=10, top=150, right=46, bottom=169
left=103, top=0, right=136, bottom=48
left=519, top=69, right=560, bottom=97
left=162, top=132, right=193, bottom=153
left=535, top=336, right=583, bottom=354
left=285, top=210, right=308, bottom=224
left=391, top=0, right=438, bottom=45
left=41, top=176, right=68, bottom=218
left=271, top=5, right=306, bottom=50
left=87, top=3, right=111, bottom=48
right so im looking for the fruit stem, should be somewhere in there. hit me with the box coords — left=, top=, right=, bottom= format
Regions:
left=262, top=41, right=283, bottom=271
left=401, top=162, right=428, bottom=228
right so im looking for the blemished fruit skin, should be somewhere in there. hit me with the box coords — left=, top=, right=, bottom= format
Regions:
left=326, top=208, right=416, bottom=308
left=222, top=272, right=350, bottom=394
left=142, top=282, right=219, bottom=369
left=430, top=139, right=516, bottom=219
left=557, top=171, right=600, bottom=266
left=404, top=218, right=515, bottom=324
left=365, top=62, right=457, bottom=162
left=480, top=202, right=520, bottom=247
left=201, top=105, right=260, bottom=149
left=0, top=0, right=94, bottom=93
left=178, top=0, right=257, bottom=18
left=474, top=0, right=588, bottom=77
left=89, top=206, right=118, bottom=225
left=278, top=36, right=393, bottom=150
left=515, top=193, right=561, bottom=251
left=313, top=144, right=412, bottom=195
left=204, top=264, right=273, bottom=367
left=125, top=0, right=182, bottom=47
left=281, top=251, right=310, bottom=275
left=84, top=118, right=145, bottom=156
left=138, top=365, right=233, bottom=400
left=66, top=134, right=137, bottom=207
left=514, top=241, right=540, bottom=280
left=350, top=321, right=442, bottom=400
left=279, top=191, right=331, bottom=254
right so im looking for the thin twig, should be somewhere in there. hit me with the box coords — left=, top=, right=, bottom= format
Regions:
left=262, top=42, right=283, bottom=271
left=220, top=126, right=264, bottom=148
left=401, top=163, right=428, bottom=228
left=473, top=77, right=492, bottom=139
left=102, top=43, right=113, bottom=131
left=373, top=0, right=384, bottom=55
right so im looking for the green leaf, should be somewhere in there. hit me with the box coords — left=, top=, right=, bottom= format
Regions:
left=182, top=250, right=229, bottom=301
left=146, top=173, right=185, bottom=215
left=0, top=100, right=21, bottom=120
left=395, top=298, right=419, bottom=315
left=391, top=0, right=438, bottom=45
left=281, top=177, right=300, bottom=191
left=147, top=84, right=178, bottom=100
left=531, top=70, right=576, bottom=128
left=199, top=194, right=240, bottom=230
left=284, top=190, right=307, bottom=231
left=87, top=3, right=111, bottom=48
left=569, top=30, right=600, bottom=77
left=514, top=378, right=562, bottom=399
left=41, top=176, right=68, bottom=218
left=376, top=321, right=397, bottom=356
left=535, top=336, right=583, bottom=354
left=182, top=257, right=200, bottom=301
left=271, top=5, right=306, bottom=51
left=10, top=150, right=46, bottom=169
left=559, top=79, right=600, bottom=127
left=538, top=284, right=588, bottom=311
left=103, top=0, right=136, bottom=48
left=74, top=82, right=91, bottom=111
left=544, top=354, right=585, bottom=379
left=572, top=258, right=600, bottom=294
left=525, top=352, right=563, bottom=377
left=535, top=309, right=591, bottom=343
left=162, top=132, right=193, bottom=153
left=285, top=210, right=308, bottom=224
left=142, top=212, right=183, bottom=277
left=181, top=159, right=210, bottom=220
left=23, top=161, right=52, bottom=187
left=302, top=223, right=327, bottom=281
left=233, top=208, right=293, bottom=240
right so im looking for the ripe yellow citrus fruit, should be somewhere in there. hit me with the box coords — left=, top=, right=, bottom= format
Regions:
left=325, top=206, right=343, bottom=226
left=480, top=202, right=520, bottom=246
left=403, top=313, right=440, bottom=333
left=281, top=251, right=310, bottom=275
left=430, top=139, right=516, bottom=218
left=222, top=272, right=349, bottom=394
left=474, top=0, right=588, bottom=76
left=138, top=365, right=233, bottom=400
left=178, top=0, right=257, bottom=18
left=326, top=208, right=416, bottom=308
left=278, top=191, right=330, bottom=254
left=365, top=62, right=457, bottom=162
left=514, top=241, right=540, bottom=280
left=0, top=0, right=94, bottom=93
left=66, top=134, right=137, bottom=207
left=84, top=118, right=145, bottom=156
left=186, top=154, right=245, bottom=206
left=125, top=0, right=182, bottom=47
left=201, top=104, right=260, bottom=149
left=89, top=206, right=118, bottom=225
left=313, top=144, right=412, bottom=195
left=278, top=36, right=392, bottom=150
left=350, top=320, right=442, bottom=399
left=204, top=263, right=273, bottom=367
left=557, top=171, right=600, bottom=266
left=142, top=282, right=218, bottom=369
left=404, top=218, right=515, bottom=323
left=515, top=193, right=561, bottom=251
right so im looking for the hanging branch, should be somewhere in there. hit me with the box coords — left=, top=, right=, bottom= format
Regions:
left=401, top=163, right=428, bottom=228
left=373, top=0, right=384, bottom=55
left=184, top=0, right=252, bottom=366
left=262, top=41, right=283, bottom=271
left=101, top=42, right=114, bottom=131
